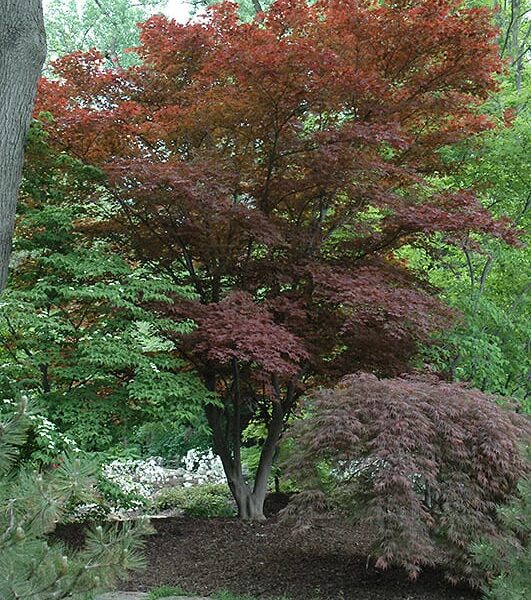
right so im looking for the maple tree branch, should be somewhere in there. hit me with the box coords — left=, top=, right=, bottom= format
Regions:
left=501, top=3, right=517, bottom=57
left=205, top=402, right=234, bottom=474
left=92, top=0, right=120, bottom=62
left=253, top=392, right=283, bottom=497
left=474, top=254, right=494, bottom=312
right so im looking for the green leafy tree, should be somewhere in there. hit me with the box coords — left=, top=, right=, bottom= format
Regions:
left=0, top=124, right=210, bottom=452
left=191, top=0, right=274, bottom=21
left=44, top=0, right=168, bottom=65
left=0, top=399, right=149, bottom=600
left=418, top=106, right=530, bottom=405
left=402, top=3, right=530, bottom=405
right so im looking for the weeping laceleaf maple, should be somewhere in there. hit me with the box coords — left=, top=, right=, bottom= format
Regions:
left=284, top=373, right=531, bottom=583
left=36, top=0, right=514, bottom=519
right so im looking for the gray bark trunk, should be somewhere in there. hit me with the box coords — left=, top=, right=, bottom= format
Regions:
left=229, top=475, right=267, bottom=521
left=206, top=399, right=285, bottom=521
left=226, top=403, right=284, bottom=521
left=0, top=0, right=46, bottom=293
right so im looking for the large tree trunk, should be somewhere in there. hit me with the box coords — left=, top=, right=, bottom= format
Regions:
left=227, top=474, right=267, bottom=521
left=229, top=412, right=283, bottom=521
left=205, top=398, right=285, bottom=521
left=0, top=0, right=46, bottom=293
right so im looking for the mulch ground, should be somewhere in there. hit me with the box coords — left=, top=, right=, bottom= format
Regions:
left=55, top=495, right=480, bottom=600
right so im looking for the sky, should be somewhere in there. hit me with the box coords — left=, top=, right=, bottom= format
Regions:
left=165, top=0, right=194, bottom=21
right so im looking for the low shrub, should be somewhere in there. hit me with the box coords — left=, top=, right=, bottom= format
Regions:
left=156, top=483, right=235, bottom=517
left=286, top=372, right=530, bottom=586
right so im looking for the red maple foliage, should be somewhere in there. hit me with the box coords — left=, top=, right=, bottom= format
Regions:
left=35, top=0, right=514, bottom=518
left=284, top=373, right=530, bottom=585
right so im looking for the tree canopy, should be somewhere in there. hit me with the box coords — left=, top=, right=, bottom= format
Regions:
left=33, top=0, right=520, bottom=519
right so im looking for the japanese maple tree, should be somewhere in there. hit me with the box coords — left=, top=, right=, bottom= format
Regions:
left=284, top=373, right=530, bottom=584
left=35, top=0, right=514, bottom=519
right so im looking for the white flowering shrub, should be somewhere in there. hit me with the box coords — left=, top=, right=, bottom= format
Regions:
left=180, top=448, right=227, bottom=487
left=100, top=450, right=226, bottom=496
left=156, top=483, right=235, bottom=517
left=101, top=457, right=170, bottom=502
left=68, top=448, right=232, bottom=520
left=27, top=413, right=80, bottom=461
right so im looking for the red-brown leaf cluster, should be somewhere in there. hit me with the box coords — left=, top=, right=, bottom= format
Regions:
left=285, top=373, right=530, bottom=584
left=172, top=291, right=309, bottom=377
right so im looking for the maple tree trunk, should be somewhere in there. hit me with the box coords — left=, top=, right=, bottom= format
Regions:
left=205, top=397, right=285, bottom=521
left=0, top=0, right=46, bottom=293
left=229, top=477, right=267, bottom=521
left=251, top=0, right=264, bottom=16
left=233, top=407, right=283, bottom=520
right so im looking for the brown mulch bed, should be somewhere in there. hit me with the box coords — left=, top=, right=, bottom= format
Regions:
left=55, top=496, right=480, bottom=600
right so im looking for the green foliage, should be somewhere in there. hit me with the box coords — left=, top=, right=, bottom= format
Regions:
left=390, top=0, right=531, bottom=406
left=156, top=483, right=235, bottom=517
left=240, top=419, right=297, bottom=492
left=404, top=67, right=531, bottom=406
left=133, top=418, right=212, bottom=464
left=147, top=586, right=189, bottom=599
left=1, top=127, right=212, bottom=452
left=192, top=0, right=275, bottom=22
left=240, top=445, right=261, bottom=478
left=44, top=0, right=168, bottom=66
left=0, top=400, right=149, bottom=599
left=472, top=474, right=531, bottom=600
